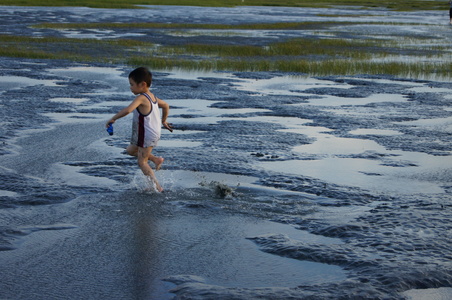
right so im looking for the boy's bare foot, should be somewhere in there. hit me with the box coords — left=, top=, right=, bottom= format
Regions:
left=155, top=157, right=164, bottom=171
left=155, top=182, right=164, bottom=193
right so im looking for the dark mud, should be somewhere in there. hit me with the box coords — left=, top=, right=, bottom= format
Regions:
left=1, top=4, right=452, bottom=300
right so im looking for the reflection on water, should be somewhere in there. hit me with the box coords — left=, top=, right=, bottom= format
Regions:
left=234, top=75, right=352, bottom=96
left=259, top=157, right=446, bottom=194
left=0, top=75, right=59, bottom=91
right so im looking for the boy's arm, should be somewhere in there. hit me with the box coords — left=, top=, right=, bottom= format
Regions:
left=106, top=96, right=144, bottom=127
left=157, top=98, right=173, bottom=132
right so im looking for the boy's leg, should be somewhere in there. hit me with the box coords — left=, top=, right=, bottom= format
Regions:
left=127, top=144, right=164, bottom=170
left=151, top=155, right=164, bottom=171
left=137, top=146, right=163, bottom=192
left=126, top=144, right=138, bottom=156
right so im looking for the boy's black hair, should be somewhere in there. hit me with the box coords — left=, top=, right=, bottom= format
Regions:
left=129, top=67, right=152, bottom=87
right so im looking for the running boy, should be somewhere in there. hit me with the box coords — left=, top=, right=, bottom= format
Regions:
left=106, top=67, right=172, bottom=192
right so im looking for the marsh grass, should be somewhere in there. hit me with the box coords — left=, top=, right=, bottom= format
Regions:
left=127, top=55, right=452, bottom=77
left=0, top=35, right=154, bottom=62
left=159, top=37, right=446, bottom=61
left=0, top=0, right=447, bottom=11
left=1, top=32, right=450, bottom=78
left=128, top=33, right=451, bottom=77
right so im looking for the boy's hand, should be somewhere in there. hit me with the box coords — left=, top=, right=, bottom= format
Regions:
left=163, top=122, right=173, bottom=132
left=106, top=119, right=115, bottom=128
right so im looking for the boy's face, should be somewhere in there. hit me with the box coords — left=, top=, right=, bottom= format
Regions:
left=129, top=78, right=146, bottom=95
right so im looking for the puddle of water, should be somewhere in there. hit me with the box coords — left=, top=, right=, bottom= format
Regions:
left=408, top=86, right=452, bottom=93
left=234, top=75, right=352, bottom=96
left=81, top=90, right=131, bottom=97
left=258, top=128, right=450, bottom=194
left=49, top=97, right=90, bottom=104
left=245, top=115, right=313, bottom=128
left=55, top=28, right=146, bottom=39
left=169, top=130, right=205, bottom=135
left=170, top=99, right=221, bottom=113
left=48, top=66, right=125, bottom=89
left=170, top=99, right=271, bottom=118
left=402, top=287, right=452, bottom=300
left=82, top=101, right=130, bottom=110
left=0, top=75, right=59, bottom=92
left=294, top=135, right=387, bottom=155
left=349, top=128, right=403, bottom=136
left=278, top=126, right=334, bottom=136
left=299, top=93, right=408, bottom=106
left=394, top=117, right=452, bottom=133
left=164, top=69, right=234, bottom=81
left=48, top=163, right=118, bottom=188
left=167, top=29, right=255, bottom=38
left=259, top=157, right=445, bottom=194
left=45, top=65, right=131, bottom=96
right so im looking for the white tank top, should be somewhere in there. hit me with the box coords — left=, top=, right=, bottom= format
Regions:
left=131, top=93, right=161, bottom=147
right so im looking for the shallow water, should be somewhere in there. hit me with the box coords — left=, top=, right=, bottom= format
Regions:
left=1, top=59, right=451, bottom=299
left=1, top=5, right=452, bottom=300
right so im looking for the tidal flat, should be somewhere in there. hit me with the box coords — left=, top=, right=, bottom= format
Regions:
left=0, top=4, right=451, bottom=300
